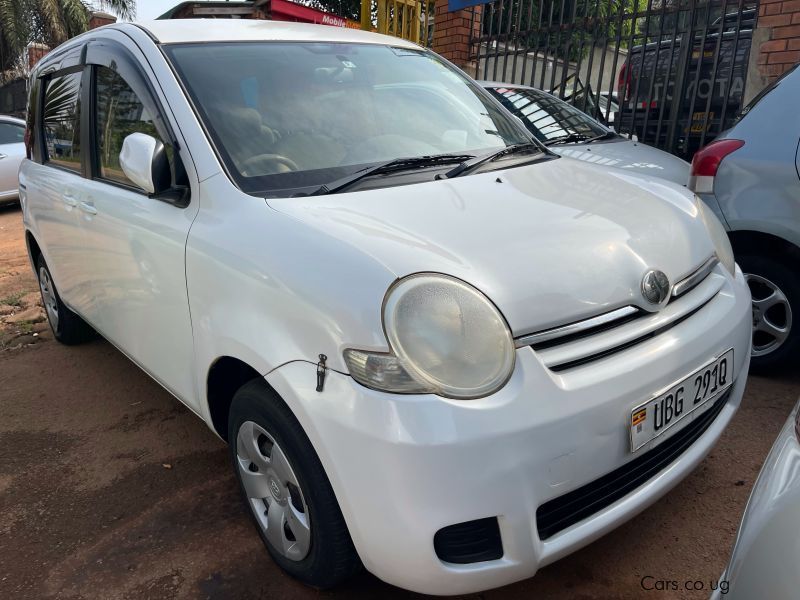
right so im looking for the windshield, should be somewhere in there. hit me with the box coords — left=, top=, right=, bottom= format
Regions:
left=484, top=86, right=610, bottom=144
left=165, top=42, right=531, bottom=195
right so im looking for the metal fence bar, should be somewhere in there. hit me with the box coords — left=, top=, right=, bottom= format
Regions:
left=466, top=0, right=758, bottom=159
left=682, top=0, right=717, bottom=155
left=510, top=0, right=526, bottom=82
left=519, top=0, right=537, bottom=86
left=715, top=0, right=747, bottom=143
left=640, top=0, right=672, bottom=143
left=579, top=0, right=605, bottom=113
left=603, top=0, right=628, bottom=125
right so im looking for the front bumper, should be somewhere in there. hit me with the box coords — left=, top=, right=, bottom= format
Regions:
left=712, top=399, right=800, bottom=600
left=266, top=267, right=752, bottom=595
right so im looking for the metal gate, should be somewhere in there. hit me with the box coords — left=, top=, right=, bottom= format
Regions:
left=362, top=0, right=432, bottom=45
left=467, top=0, right=758, bottom=159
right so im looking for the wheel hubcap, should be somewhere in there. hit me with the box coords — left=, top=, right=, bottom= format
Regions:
left=38, top=266, right=59, bottom=330
left=235, top=421, right=311, bottom=561
left=745, top=273, right=793, bottom=357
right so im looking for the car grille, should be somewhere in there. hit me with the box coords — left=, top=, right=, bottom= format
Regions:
left=515, top=256, right=722, bottom=371
left=535, top=387, right=731, bottom=541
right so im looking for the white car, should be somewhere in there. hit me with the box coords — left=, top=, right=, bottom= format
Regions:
left=0, top=115, right=26, bottom=205
left=711, top=399, right=800, bottom=600
left=481, top=82, right=690, bottom=186
left=20, top=20, right=751, bottom=595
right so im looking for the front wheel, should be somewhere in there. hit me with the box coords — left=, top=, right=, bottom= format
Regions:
left=739, top=254, right=799, bottom=372
left=228, top=380, right=361, bottom=588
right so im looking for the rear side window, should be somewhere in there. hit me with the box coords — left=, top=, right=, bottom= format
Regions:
left=43, top=71, right=82, bottom=172
left=0, top=122, right=24, bottom=144
left=94, top=65, right=169, bottom=189
left=737, top=63, right=798, bottom=122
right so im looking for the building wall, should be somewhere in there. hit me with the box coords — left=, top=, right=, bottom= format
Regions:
left=742, top=1, right=800, bottom=102
left=431, top=1, right=481, bottom=75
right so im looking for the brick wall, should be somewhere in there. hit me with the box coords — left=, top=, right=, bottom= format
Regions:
left=27, top=43, right=49, bottom=71
left=432, top=0, right=481, bottom=75
left=89, top=11, right=117, bottom=29
left=756, top=1, right=800, bottom=79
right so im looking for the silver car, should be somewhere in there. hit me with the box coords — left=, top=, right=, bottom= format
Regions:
left=712, top=398, right=800, bottom=599
left=480, top=82, right=690, bottom=186
left=0, top=115, right=26, bottom=206
left=689, top=64, right=800, bottom=371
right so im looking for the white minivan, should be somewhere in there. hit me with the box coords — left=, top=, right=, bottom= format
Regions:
left=20, top=20, right=751, bottom=595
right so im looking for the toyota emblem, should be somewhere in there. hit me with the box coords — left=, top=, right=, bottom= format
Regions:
left=641, top=270, right=671, bottom=305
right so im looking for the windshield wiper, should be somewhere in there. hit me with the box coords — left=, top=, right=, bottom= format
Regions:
left=544, top=132, right=594, bottom=146
left=441, top=142, right=542, bottom=179
left=306, top=153, right=476, bottom=196
left=586, top=130, right=618, bottom=143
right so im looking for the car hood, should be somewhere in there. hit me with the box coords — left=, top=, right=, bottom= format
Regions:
left=267, top=156, right=713, bottom=336
left=550, top=138, right=690, bottom=186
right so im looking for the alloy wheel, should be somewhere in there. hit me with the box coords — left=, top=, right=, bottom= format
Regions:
left=38, top=266, right=59, bottom=331
left=746, top=272, right=793, bottom=357
left=236, top=421, right=311, bottom=561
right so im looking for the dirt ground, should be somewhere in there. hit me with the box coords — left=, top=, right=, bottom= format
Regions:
left=1, top=204, right=798, bottom=600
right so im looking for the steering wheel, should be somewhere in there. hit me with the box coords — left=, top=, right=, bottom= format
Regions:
left=241, top=153, right=300, bottom=176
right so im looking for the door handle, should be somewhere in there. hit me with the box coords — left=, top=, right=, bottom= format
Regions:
left=62, top=193, right=78, bottom=207
left=0, top=153, right=6, bottom=159
left=79, top=201, right=97, bottom=215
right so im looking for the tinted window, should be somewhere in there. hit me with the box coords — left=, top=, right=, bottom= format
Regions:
left=486, top=87, right=608, bottom=144
left=43, top=71, right=82, bottom=172
left=94, top=66, right=167, bottom=189
left=737, top=63, right=799, bottom=123
left=165, top=43, right=531, bottom=196
left=0, top=122, right=24, bottom=144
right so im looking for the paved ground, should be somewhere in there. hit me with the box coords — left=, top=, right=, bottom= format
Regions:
left=1, top=204, right=799, bottom=599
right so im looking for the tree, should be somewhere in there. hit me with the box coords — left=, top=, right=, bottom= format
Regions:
left=0, top=0, right=136, bottom=77
left=303, top=0, right=362, bottom=21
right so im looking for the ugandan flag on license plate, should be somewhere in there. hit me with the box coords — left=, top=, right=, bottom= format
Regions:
left=631, top=408, right=647, bottom=428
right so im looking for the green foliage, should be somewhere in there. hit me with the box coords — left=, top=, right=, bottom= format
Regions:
left=0, top=0, right=136, bottom=75
left=303, top=0, right=363, bottom=21
left=483, top=0, right=636, bottom=62
left=0, top=292, right=23, bottom=307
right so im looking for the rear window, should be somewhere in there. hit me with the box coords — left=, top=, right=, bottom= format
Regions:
left=42, top=70, right=82, bottom=172
left=485, top=86, right=608, bottom=143
left=737, top=63, right=799, bottom=122
left=0, top=122, right=24, bottom=144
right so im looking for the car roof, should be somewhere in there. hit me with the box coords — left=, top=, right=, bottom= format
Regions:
left=134, top=19, right=420, bottom=49
left=0, top=115, right=25, bottom=126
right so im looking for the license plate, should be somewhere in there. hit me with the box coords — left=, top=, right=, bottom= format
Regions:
left=689, top=111, right=714, bottom=133
left=629, top=349, right=734, bottom=452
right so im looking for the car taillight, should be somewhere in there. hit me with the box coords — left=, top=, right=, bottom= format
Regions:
left=688, top=139, right=744, bottom=194
left=617, top=63, right=631, bottom=103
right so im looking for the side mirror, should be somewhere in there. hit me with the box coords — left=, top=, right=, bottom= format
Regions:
left=119, top=133, right=171, bottom=195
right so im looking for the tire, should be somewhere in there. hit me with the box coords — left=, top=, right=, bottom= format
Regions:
left=738, top=254, right=800, bottom=373
left=228, top=380, right=361, bottom=589
left=36, top=255, right=94, bottom=345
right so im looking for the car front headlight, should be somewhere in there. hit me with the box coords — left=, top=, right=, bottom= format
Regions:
left=697, top=198, right=735, bottom=275
left=344, top=274, right=516, bottom=399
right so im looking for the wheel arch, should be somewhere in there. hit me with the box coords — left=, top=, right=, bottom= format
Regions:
left=25, top=229, right=42, bottom=271
left=729, top=230, right=800, bottom=263
left=206, top=355, right=266, bottom=442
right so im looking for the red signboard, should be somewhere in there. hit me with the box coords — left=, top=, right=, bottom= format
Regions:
left=270, top=0, right=360, bottom=28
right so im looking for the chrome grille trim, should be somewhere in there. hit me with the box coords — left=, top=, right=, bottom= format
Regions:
left=671, top=255, right=719, bottom=299
left=514, top=305, right=640, bottom=349
left=537, top=273, right=724, bottom=369
left=514, top=257, right=724, bottom=370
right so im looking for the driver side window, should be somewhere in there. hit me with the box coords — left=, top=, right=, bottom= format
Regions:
left=94, top=66, right=170, bottom=190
